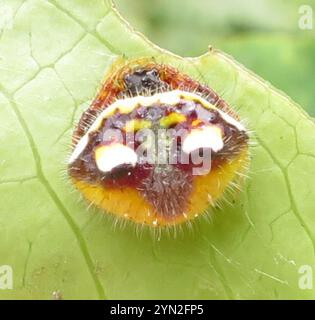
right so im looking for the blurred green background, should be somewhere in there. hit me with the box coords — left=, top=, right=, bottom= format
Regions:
left=116, top=0, right=315, bottom=116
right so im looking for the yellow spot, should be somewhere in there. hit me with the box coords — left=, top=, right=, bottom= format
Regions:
left=124, top=119, right=151, bottom=132
left=159, top=112, right=186, bottom=128
left=192, top=119, right=203, bottom=127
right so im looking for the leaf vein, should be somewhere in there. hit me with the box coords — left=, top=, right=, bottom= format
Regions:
left=2, top=88, right=107, bottom=300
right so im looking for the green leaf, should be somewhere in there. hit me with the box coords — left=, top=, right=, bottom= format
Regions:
left=217, top=34, right=315, bottom=117
left=1, top=0, right=315, bottom=299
